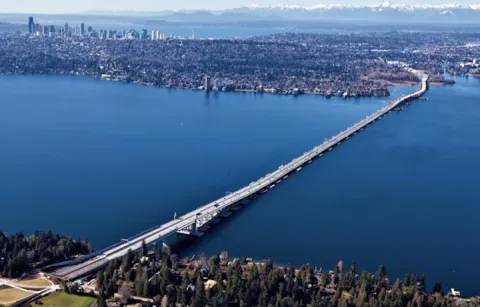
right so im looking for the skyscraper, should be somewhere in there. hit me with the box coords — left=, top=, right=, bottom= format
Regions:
left=80, top=23, right=85, bottom=36
left=204, top=75, right=211, bottom=91
left=28, top=17, right=34, bottom=34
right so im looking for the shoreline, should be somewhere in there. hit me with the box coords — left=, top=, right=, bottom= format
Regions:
left=0, top=72, right=397, bottom=100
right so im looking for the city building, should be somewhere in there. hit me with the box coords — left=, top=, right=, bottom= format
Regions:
left=204, top=75, right=211, bottom=91
left=81, top=23, right=85, bottom=36
left=28, top=17, right=34, bottom=34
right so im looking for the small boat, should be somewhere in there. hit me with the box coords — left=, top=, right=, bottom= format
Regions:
left=308, top=160, right=312, bottom=164
left=270, top=184, right=276, bottom=189
left=260, top=188, right=268, bottom=194
left=283, top=175, right=289, bottom=180
left=276, top=180, right=282, bottom=184
left=328, top=148, right=333, bottom=151
left=296, top=167, right=302, bottom=172
left=319, top=154, right=323, bottom=157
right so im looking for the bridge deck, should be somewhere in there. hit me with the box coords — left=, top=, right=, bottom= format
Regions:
left=50, top=74, right=428, bottom=281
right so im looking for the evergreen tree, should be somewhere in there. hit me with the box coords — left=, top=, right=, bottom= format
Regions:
left=96, top=296, right=107, bottom=307
left=121, top=249, right=133, bottom=273
left=141, top=240, right=148, bottom=257
left=193, top=275, right=206, bottom=307
left=142, top=269, right=150, bottom=297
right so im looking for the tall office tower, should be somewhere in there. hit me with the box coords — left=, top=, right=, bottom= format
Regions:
left=156, top=30, right=160, bottom=40
left=28, top=17, right=34, bottom=34
left=204, top=75, right=211, bottom=91
left=80, top=23, right=85, bottom=36
left=142, top=29, right=148, bottom=40
left=88, top=26, right=93, bottom=33
left=64, top=23, right=69, bottom=35
left=151, top=30, right=155, bottom=40
left=108, top=30, right=115, bottom=39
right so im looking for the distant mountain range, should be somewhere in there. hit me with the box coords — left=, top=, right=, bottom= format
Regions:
left=229, top=1, right=480, bottom=23
left=85, top=1, right=480, bottom=24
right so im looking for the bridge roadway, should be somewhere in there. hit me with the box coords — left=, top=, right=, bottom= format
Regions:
left=50, top=74, right=428, bottom=281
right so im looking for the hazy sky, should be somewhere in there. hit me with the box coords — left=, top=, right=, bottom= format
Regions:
left=1, top=0, right=479, bottom=13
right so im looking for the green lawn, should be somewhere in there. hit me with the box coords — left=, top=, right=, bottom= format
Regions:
left=39, top=291, right=95, bottom=307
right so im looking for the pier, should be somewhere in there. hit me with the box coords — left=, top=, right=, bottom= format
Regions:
left=48, top=74, right=429, bottom=281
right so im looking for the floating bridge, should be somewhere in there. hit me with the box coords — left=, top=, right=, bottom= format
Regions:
left=49, top=74, right=429, bottom=281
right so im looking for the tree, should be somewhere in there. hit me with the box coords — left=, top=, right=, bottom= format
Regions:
left=417, top=274, right=426, bottom=292
left=178, top=272, right=192, bottom=306
left=119, top=282, right=132, bottom=305
left=193, top=275, right=206, bottom=307
left=403, top=273, right=412, bottom=287
left=96, top=270, right=104, bottom=290
left=374, top=265, right=386, bottom=285
left=135, top=268, right=144, bottom=296
left=0, top=231, right=91, bottom=278
left=392, top=278, right=401, bottom=293
left=96, top=296, right=107, bottom=307
left=142, top=269, right=150, bottom=297
left=141, top=240, right=148, bottom=257
left=208, top=255, right=220, bottom=277
left=121, top=249, right=133, bottom=273
left=433, top=281, right=442, bottom=294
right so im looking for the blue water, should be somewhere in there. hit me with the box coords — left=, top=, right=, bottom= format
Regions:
left=0, top=74, right=479, bottom=296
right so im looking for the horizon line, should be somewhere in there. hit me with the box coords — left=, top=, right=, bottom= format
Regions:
left=2, top=1, right=480, bottom=15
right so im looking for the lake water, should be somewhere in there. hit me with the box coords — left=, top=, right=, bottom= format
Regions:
left=0, top=74, right=479, bottom=296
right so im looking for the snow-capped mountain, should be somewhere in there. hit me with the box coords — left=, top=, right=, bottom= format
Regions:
left=227, top=1, right=480, bottom=23
left=244, top=2, right=480, bottom=11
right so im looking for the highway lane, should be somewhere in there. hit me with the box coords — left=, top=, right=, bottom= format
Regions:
left=51, top=74, right=428, bottom=280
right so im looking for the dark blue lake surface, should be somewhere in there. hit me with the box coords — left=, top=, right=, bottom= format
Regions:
left=0, top=74, right=479, bottom=296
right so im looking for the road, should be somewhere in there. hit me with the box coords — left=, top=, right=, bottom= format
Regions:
left=49, top=73, right=428, bottom=281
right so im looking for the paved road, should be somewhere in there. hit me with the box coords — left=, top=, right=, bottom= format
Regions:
left=50, top=73, right=428, bottom=281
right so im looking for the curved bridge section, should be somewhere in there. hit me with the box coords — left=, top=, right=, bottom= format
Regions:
left=49, top=74, right=429, bottom=281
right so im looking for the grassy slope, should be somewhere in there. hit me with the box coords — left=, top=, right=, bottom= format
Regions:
left=0, top=286, right=31, bottom=305
left=39, top=291, right=95, bottom=307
